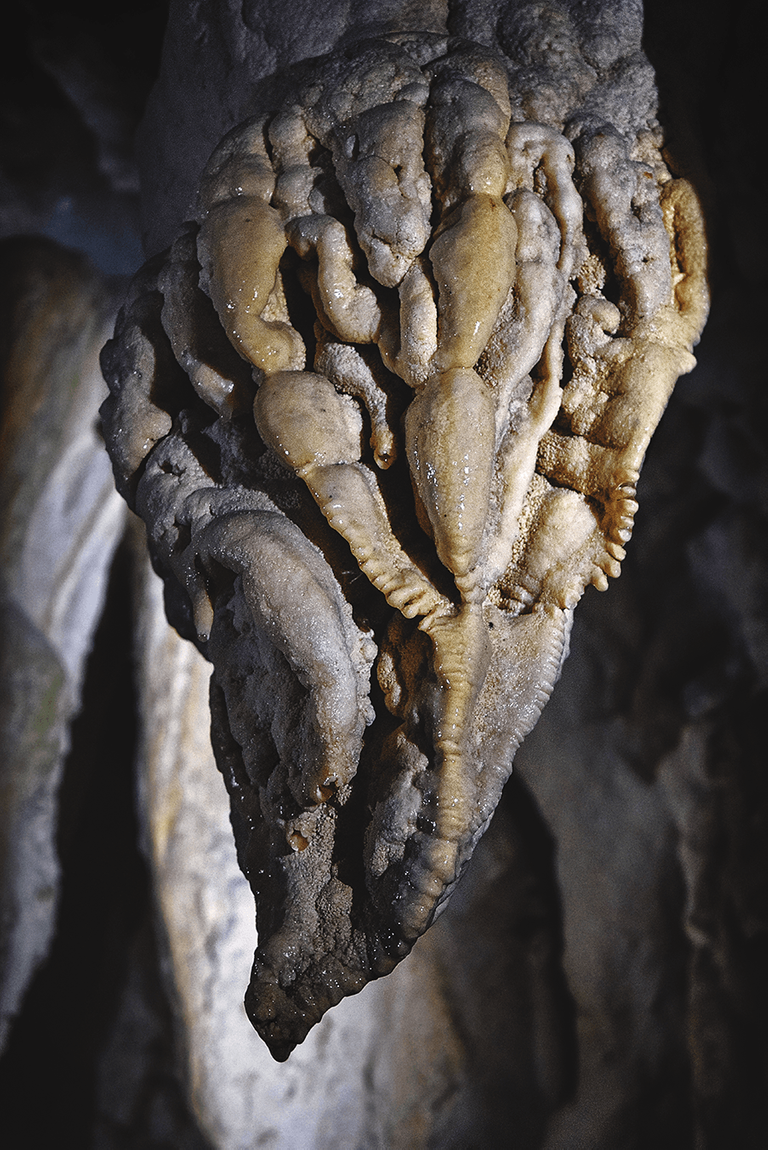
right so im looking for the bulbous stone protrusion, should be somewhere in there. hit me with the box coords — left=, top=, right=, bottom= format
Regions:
left=101, top=29, right=708, bottom=1059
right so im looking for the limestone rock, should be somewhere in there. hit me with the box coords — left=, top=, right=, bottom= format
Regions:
left=0, top=237, right=126, bottom=1048
left=102, top=14, right=707, bottom=1059
left=134, top=551, right=568, bottom=1146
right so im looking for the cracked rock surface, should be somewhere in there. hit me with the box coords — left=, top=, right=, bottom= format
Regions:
left=101, top=25, right=707, bottom=1059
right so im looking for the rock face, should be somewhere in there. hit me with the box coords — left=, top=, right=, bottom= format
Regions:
left=0, top=237, right=126, bottom=1049
left=101, top=14, right=707, bottom=1059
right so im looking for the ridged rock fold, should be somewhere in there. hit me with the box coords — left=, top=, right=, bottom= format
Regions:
left=101, top=29, right=708, bottom=1059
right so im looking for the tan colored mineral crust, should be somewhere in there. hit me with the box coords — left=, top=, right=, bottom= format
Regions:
left=101, top=29, right=708, bottom=1060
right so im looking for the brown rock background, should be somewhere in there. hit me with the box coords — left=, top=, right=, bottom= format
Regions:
left=1, top=1, right=765, bottom=1147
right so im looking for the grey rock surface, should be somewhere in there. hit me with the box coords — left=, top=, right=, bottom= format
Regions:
left=0, top=237, right=126, bottom=1049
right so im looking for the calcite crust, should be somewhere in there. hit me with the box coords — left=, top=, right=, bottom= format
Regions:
left=101, top=31, right=707, bottom=1060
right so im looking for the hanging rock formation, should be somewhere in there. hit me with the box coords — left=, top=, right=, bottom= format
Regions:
left=101, top=17, right=708, bottom=1060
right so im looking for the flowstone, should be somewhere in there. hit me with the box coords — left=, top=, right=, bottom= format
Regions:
left=101, top=28, right=707, bottom=1059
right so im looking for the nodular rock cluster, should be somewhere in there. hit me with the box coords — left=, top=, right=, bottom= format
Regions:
left=100, top=21, right=708, bottom=1061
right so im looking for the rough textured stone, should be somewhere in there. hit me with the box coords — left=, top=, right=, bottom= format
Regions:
left=0, top=237, right=126, bottom=1049
left=103, top=6, right=706, bottom=1059
left=135, top=554, right=569, bottom=1147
